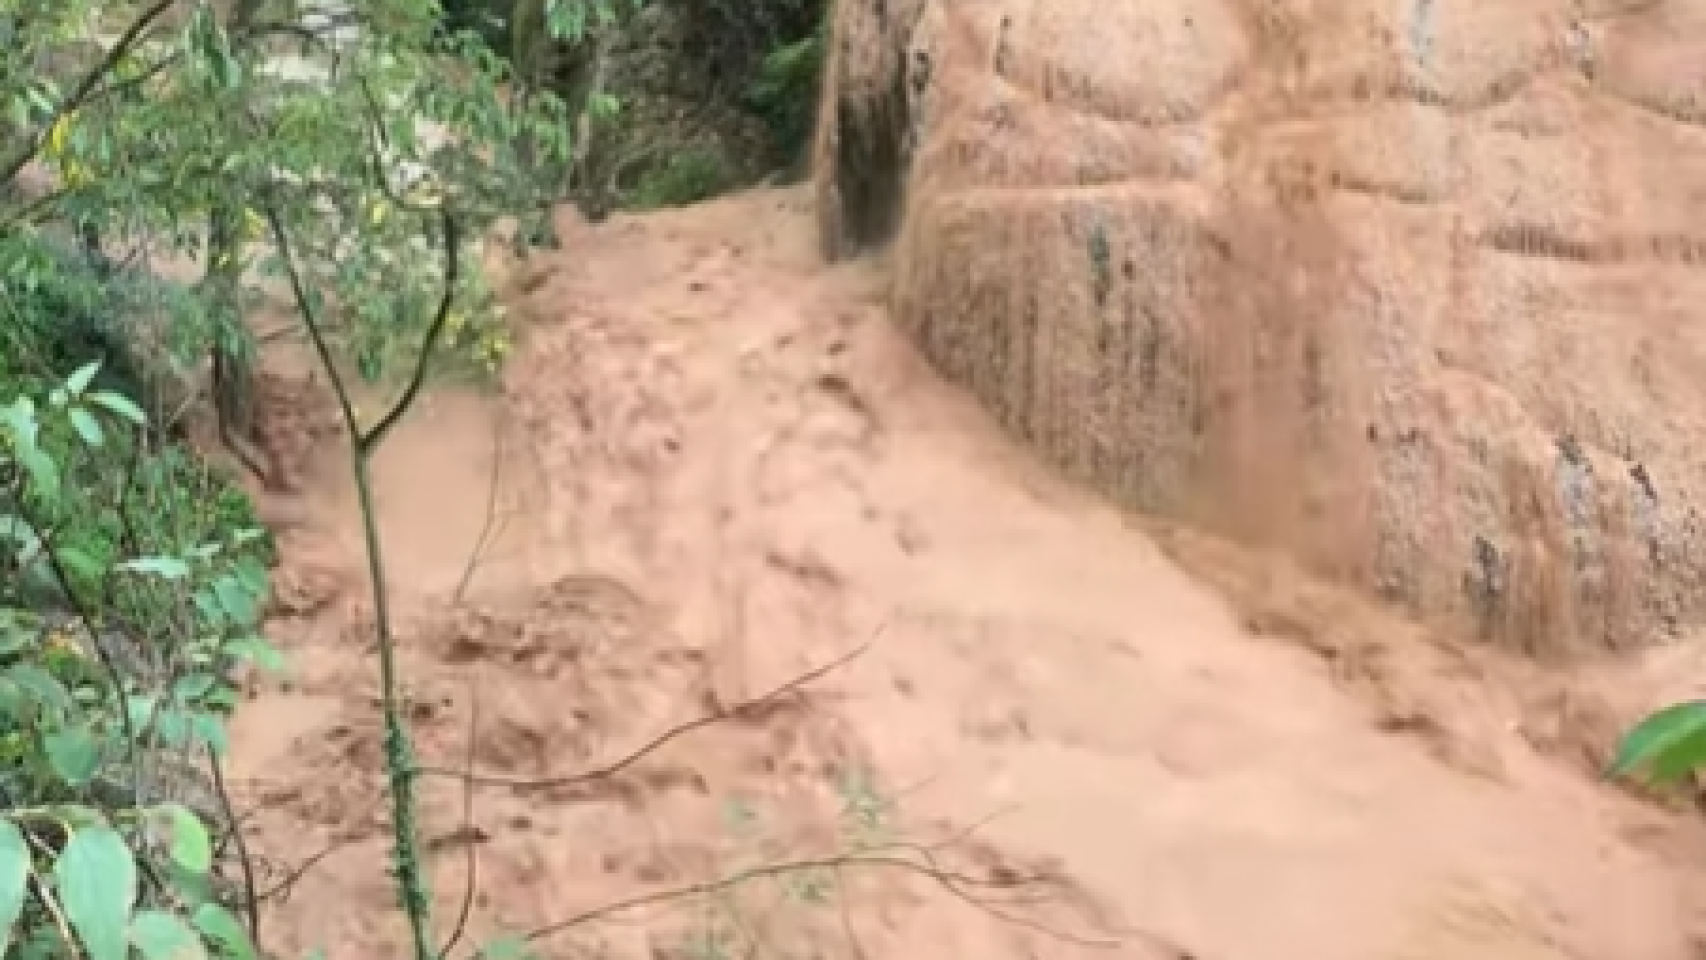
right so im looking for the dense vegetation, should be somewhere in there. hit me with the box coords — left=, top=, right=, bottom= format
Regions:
left=0, top=0, right=587, bottom=953
left=439, top=0, right=827, bottom=212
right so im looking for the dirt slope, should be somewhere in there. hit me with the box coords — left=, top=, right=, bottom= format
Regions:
left=221, top=189, right=1706, bottom=959
left=814, top=0, right=1706, bottom=656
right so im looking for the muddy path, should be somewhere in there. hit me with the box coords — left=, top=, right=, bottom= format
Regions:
left=223, top=188, right=1706, bottom=958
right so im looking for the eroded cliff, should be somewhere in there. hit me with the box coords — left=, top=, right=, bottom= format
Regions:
left=815, top=0, right=1706, bottom=657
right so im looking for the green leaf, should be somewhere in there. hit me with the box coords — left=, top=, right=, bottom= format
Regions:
left=120, top=556, right=191, bottom=579
left=155, top=805, right=212, bottom=875
left=232, top=557, right=269, bottom=595
left=1, top=396, right=39, bottom=447
left=191, top=713, right=229, bottom=756
left=212, top=575, right=258, bottom=627
left=64, top=360, right=101, bottom=397
left=190, top=902, right=254, bottom=960
left=588, top=92, right=621, bottom=119
left=14, top=927, right=61, bottom=960
left=189, top=4, right=240, bottom=90
left=0, top=515, right=34, bottom=549
left=7, top=664, right=73, bottom=718
left=45, top=724, right=101, bottom=786
left=223, top=636, right=286, bottom=674
left=126, top=694, right=160, bottom=733
left=192, top=588, right=224, bottom=628
left=230, top=527, right=268, bottom=546
left=0, top=818, right=30, bottom=940
left=1611, top=700, right=1706, bottom=783
left=130, top=910, right=205, bottom=959
left=153, top=708, right=194, bottom=748
left=68, top=407, right=105, bottom=447
left=55, top=545, right=105, bottom=585
left=16, top=445, right=58, bottom=500
left=86, top=390, right=146, bottom=426
left=0, top=609, right=37, bottom=657
left=163, top=862, right=215, bottom=909
left=55, top=826, right=138, bottom=960
left=173, top=672, right=221, bottom=701
left=0, top=678, right=31, bottom=723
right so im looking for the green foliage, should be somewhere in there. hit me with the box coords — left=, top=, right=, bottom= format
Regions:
left=1612, top=700, right=1706, bottom=787
left=6, top=0, right=579, bottom=394
left=0, top=0, right=628, bottom=954
left=628, top=148, right=732, bottom=209
left=661, top=0, right=822, bottom=81
left=741, top=16, right=824, bottom=166
left=1, top=362, right=281, bottom=957
left=0, top=232, right=202, bottom=410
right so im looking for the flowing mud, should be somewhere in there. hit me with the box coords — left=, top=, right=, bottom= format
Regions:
left=227, top=189, right=1706, bottom=959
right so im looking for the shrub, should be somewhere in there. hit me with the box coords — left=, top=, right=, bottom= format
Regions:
left=0, top=359, right=282, bottom=956
left=742, top=15, right=825, bottom=168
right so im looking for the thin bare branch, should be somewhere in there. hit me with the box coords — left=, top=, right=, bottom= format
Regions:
left=436, top=686, right=484, bottom=959
left=415, top=637, right=874, bottom=791
left=516, top=844, right=1123, bottom=951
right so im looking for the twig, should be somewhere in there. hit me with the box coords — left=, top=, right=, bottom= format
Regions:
left=13, top=512, right=146, bottom=809
left=261, top=639, right=868, bottom=906
left=257, top=830, right=369, bottom=904
left=451, top=406, right=508, bottom=603
left=208, top=745, right=263, bottom=947
left=415, top=638, right=873, bottom=791
left=436, top=686, right=483, bottom=959
left=24, top=856, right=82, bottom=959
left=514, top=844, right=1121, bottom=950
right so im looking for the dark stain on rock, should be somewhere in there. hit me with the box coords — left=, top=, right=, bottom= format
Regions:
left=909, top=48, right=932, bottom=103
left=1630, top=461, right=1657, bottom=503
left=1089, top=218, right=1113, bottom=310
left=1629, top=460, right=1662, bottom=569
left=1301, top=334, right=1326, bottom=410
left=1464, top=534, right=1506, bottom=630
left=1137, top=303, right=1163, bottom=397
left=1017, top=289, right=1040, bottom=436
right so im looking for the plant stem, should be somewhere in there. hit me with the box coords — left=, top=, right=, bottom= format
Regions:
left=261, top=198, right=459, bottom=960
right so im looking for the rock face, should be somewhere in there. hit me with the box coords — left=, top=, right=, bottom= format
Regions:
left=813, top=0, right=1706, bottom=658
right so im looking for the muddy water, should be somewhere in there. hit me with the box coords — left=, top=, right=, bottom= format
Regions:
left=226, top=189, right=1706, bottom=959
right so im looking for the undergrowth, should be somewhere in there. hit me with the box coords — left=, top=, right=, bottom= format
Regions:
left=741, top=13, right=825, bottom=169
left=627, top=147, right=733, bottom=209
left=0, top=353, right=280, bottom=957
